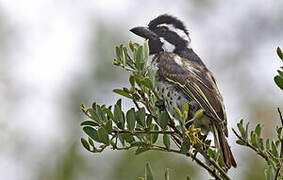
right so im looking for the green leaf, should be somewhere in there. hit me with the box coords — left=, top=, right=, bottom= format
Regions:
left=96, top=105, right=107, bottom=122
left=264, top=165, right=275, bottom=180
left=103, top=107, right=114, bottom=120
left=88, top=137, right=95, bottom=147
left=277, top=70, right=283, bottom=78
left=271, top=141, right=278, bottom=157
left=165, top=168, right=169, bottom=180
left=237, top=120, right=246, bottom=139
left=142, top=78, right=153, bottom=89
left=158, top=111, right=169, bottom=129
left=266, top=139, right=270, bottom=152
left=277, top=47, right=283, bottom=60
left=192, top=109, right=204, bottom=120
left=126, top=108, right=136, bottom=130
left=80, top=121, right=99, bottom=127
left=151, top=124, right=159, bottom=144
left=97, top=127, right=109, bottom=144
left=251, top=131, right=257, bottom=147
left=136, top=46, right=144, bottom=71
left=236, top=140, right=246, bottom=145
left=163, top=134, right=170, bottom=149
left=122, top=133, right=135, bottom=143
left=113, top=89, right=132, bottom=99
left=129, top=41, right=135, bottom=52
left=136, top=108, right=146, bottom=127
left=105, top=120, right=112, bottom=133
left=114, top=100, right=125, bottom=129
left=186, top=176, right=191, bottom=180
left=81, top=138, right=90, bottom=151
left=145, top=162, right=154, bottom=180
left=146, top=115, right=153, bottom=128
left=129, top=75, right=135, bottom=87
left=274, top=75, right=283, bottom=90
left=83, top=126, right=101, bottom=143
left=180, top=140, right=191, bottom=154
left=144, top=40, right=149, bottom=64
left=255, top=124, right=261, bottom=137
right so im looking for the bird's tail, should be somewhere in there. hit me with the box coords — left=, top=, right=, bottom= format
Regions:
left=212, top=125, right=237, bottom=168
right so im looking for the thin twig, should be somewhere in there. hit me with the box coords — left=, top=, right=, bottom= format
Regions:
left=232, top=128, right=270, bottom=162
left=274, top=165, right=280, bottom=180
left=149, top=145, right=222, bottom=180
left=275, top=107, right=283, bottom=180
left=112, top=129, right=176, bottom=135
left=277, top=107, right=283, bottom=126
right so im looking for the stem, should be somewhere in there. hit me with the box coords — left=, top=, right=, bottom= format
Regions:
left=232, top=128, right=270, bottom=162
left=112, top=129, right=176, bottom=135
left=275, top=107, right=283, bottom=180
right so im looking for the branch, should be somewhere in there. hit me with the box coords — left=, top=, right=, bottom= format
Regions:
left=232, top=128, right=270, bottom=162
left=149, top=145, right=223, bottom=180
left=112, top=129, right=176, bottom=135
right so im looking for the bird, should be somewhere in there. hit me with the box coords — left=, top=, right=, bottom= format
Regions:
left=130, top=14, right=237, bottom=168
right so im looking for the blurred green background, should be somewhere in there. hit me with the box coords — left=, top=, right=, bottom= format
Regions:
left=0, top=0, right=282, bottom=179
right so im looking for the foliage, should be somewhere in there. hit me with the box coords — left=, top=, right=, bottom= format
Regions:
left=274, top=47, right=283, bottom=90
left=233, top=47, right=283, bottom=180
left=80, top=41, right=231, bottom=180
left=80, top=42, right=283, bottom=180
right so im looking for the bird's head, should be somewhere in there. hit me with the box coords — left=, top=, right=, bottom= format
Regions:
left=130, top=14, right=191, bottom=55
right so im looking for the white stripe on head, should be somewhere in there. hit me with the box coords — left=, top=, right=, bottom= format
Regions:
left=160, top=37, right=175, bottom=52
left=157, top=23, right=191, bottom=48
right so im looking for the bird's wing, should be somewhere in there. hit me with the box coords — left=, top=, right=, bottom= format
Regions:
left=155, top=52, right=227, bottom=133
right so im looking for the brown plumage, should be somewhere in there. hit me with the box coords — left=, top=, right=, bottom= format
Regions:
left=153, top=52, right=237, bottom=168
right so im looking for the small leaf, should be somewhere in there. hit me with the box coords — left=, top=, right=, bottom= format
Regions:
left=97, top=127, right=109, bottom=144
left=96, top=105, right=107, bottom=122
left=277, top=47, right=283, bottom=60
left=88, top=137, right=95, bottom=147
left=80, top=121, right=99, bottom=127
left=151, top=124, right=159, bottom=144
left=129, top=75, right=135, bottom=87
left=144, top=40, right=149, bottom=64
left=81, top=138, right=90, bottom=151
left=136, top=46, right=144, bottom=71
left=122, top=133, right=135, bottom=143
left=105, top=120, right=112, bottom=133
left=126, top=108, right=136, bottom=130
left=163, top=134, right=170, bottom=149
left=236, top=140, right=246, bottom=145
left=145, top=162, right=154, bottom=180
left=274, top=75, right=283, bottom=90
left=266, top=139, right=270, bottom=152
left=142, top=78, right=153, bottom=89
left=180, top=140, right=191, bottom=154
left=146, top=115, right=153, bottom=128
left=251, top=131, right=257, bottom=147
left=158, top=111, right=169, bottom=129
left=165, top=168, right=169, bottom=180
left=114, top=101, right=125, bottom=129
left=83, top=126, right=101, bottom=143
left=255, top=124, right=261, bottom=137
left=186, top=177, right=192, bottom=180
left=271, top=141, right=278, bottom=157
left=113, top=89, right=132, bottom=99
left=264, top=165, right=275, bottom=180
left=237, top=120, right=246, bottom=139
left=136, top=108, right=146, bottom=127
left=192, top=109, right=204, bottom=120
left=129, top=41, right=135, bottom=52
left=103, top=107, right=114, bottom=120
